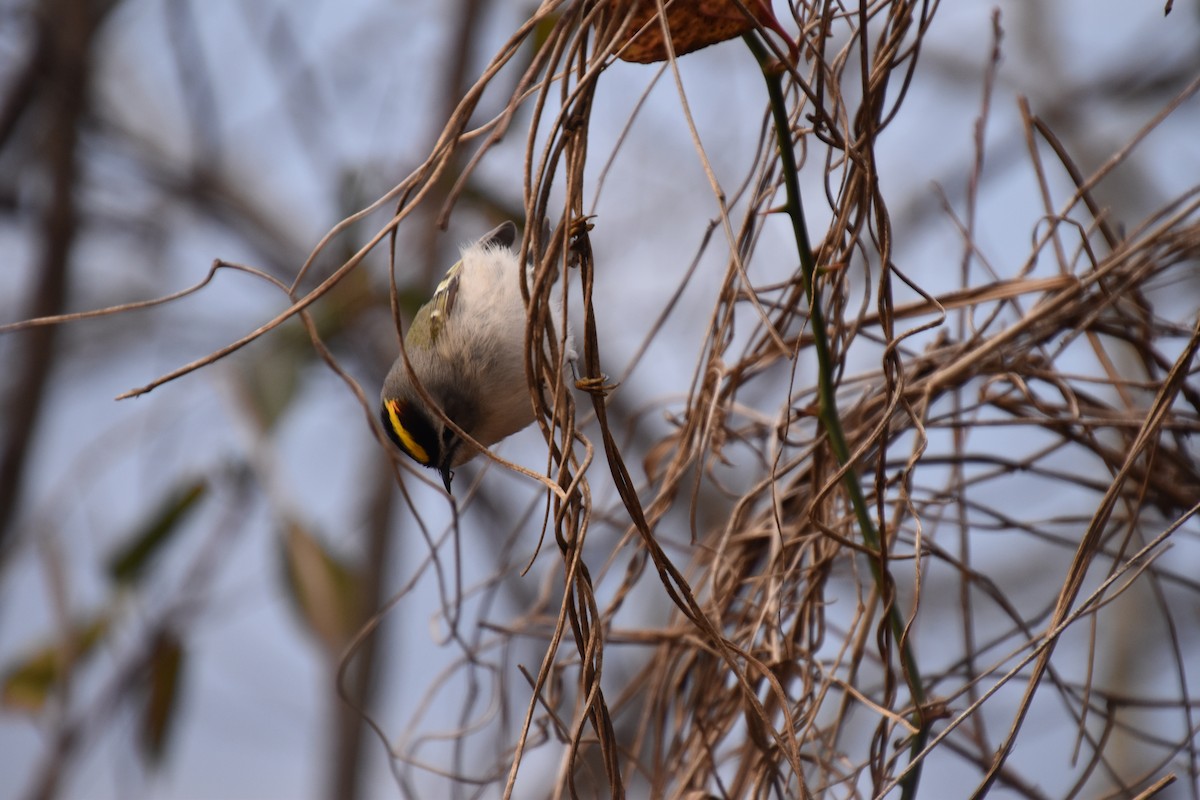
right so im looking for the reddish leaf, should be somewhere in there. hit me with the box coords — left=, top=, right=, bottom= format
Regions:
left=612, top=0, right=776, bottom=63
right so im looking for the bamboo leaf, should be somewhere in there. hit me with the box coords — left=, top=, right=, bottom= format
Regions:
left=239, top=341, right=304, bottom=429
left=1, top=615, right=109, bottom=715
left=138, top=632, right=185, bottom=767
left=108, top=479, right=207, bottom=585
left=280, top=521, right=362, bottom=654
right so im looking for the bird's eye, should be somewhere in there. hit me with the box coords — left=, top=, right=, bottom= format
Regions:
left=441, top=426, right=455, bottom=444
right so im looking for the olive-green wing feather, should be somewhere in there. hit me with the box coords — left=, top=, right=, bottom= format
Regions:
left=403, top=260, right=462, bottom=350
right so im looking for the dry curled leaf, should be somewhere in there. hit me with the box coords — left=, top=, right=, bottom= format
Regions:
left=612, top=0, right=775, bottom=63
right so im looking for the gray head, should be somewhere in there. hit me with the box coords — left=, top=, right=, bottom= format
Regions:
left=381, top=360, right=483, bottom=493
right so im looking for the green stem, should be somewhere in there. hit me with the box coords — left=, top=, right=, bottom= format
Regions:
left=744, top=31, right=929, bottom=799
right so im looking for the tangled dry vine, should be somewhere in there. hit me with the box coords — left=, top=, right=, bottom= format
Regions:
left=7, top=1, right=1196, bottom=798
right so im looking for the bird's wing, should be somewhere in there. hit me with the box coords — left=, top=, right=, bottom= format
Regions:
left=427, top=261, right=462, bottom=342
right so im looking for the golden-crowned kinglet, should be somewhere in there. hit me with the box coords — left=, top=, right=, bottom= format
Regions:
left=380, top=221, right=552, bottom=493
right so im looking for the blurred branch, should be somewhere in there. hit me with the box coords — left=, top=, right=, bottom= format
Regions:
left=0, top=14, right=45, bottom=154
left=0, top=0, right=97, bottom=553
left=417, top=0, right=490, bottom=283
left=329, top=455, right=394, bottom=800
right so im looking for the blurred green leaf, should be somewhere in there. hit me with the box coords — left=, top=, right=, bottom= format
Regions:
left=240, top=252, right=373, bottom=432
left=531, top=7, right=560, bottom=56
left=312, top=256, right=375, bottom=337
left=1, top=614, right=109, bottom=715
left=239, top=342, right=304, bottom=430
left=280, top=521, right=363, bottom=654
left=139, top=632, right=184, bottom=767
left=396, top=284, right=431, bottom=318
left=108, top=479, right=208, bottom=585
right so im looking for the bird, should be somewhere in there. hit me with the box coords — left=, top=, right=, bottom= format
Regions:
left=380, top=221, right=562, bottom=493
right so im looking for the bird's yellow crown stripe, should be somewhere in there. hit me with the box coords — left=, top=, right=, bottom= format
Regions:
left=384, top=399, right=430, bottom=465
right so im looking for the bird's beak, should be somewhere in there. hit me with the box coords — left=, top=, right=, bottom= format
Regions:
left=439, top=466, right=454, bottom=494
